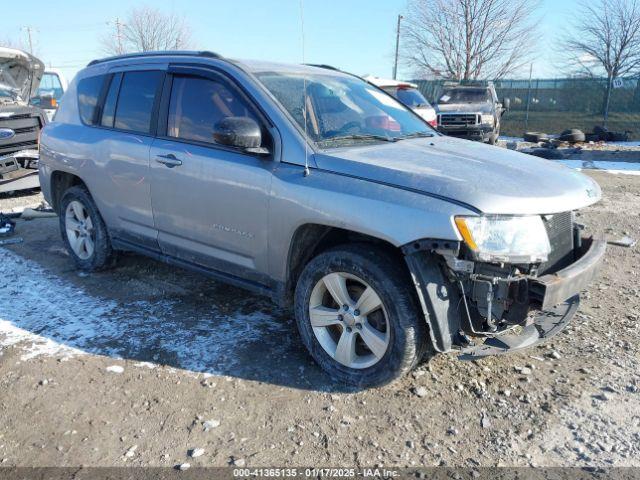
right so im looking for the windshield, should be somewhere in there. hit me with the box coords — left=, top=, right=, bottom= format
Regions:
left=256, top=71, right=433, bottom=147
left=439, top=88, right=490, bottom=104
left=384, top=86, right=431, bottom=108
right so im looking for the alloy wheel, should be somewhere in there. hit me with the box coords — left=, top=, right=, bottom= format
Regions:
left=309, top=272, right=390, bottom=369
left=65, top=200, right=95, bottom=260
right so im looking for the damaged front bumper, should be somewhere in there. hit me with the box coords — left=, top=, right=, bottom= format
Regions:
left=404, top=236, right=606, bottom=359
left=0, top=149, right=40, bottom=193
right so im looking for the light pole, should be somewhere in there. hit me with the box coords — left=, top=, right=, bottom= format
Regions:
left=392, top=14, right=403, bottom=80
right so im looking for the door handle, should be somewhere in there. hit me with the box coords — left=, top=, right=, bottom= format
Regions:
left=155, top=153, right=182, bottom=168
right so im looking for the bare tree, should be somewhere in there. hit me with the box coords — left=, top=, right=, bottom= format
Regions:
left=402, top=0, right=539, bottom=80
left=562, top=0, right=640, bottom=79
left=0, top=37, right=27, bottom=51
left=101, top=6, right=193, bottom=55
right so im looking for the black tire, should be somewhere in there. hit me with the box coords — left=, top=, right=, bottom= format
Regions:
left=523, top=132, right=548, bottom=143
left=294, top=244, right=430, bottom=388
left=59, top=185, right=115, bottom=271
left=559, top=129, right=585, bottom=143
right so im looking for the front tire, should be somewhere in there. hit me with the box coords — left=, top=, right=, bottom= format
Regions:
left=294, top=244, right=430, bottom=388
left=59, top=185, right=115, bottom=271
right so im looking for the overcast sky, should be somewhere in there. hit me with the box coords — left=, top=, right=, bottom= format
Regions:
left=1, top=0, right=579, bottom=83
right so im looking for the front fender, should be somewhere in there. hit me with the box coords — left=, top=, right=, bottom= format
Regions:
left=268, top=163, right=475, bottom=282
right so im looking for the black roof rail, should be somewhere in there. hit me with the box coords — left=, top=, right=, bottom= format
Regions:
left=87, top=50, right=222, bottom=67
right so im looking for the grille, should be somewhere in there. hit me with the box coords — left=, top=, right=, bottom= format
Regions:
left=539, top=211, right=574, bottom=274
left=0, top=112, right=41, bottom=157
left=12, top=126, right=37, bottom=134
left=438, top=113, right=479, bottom=127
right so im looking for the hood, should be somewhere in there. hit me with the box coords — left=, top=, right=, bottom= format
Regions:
left=0, top=47, right=44, bottom=103
left=437, top=103, right=493, bottom=114
left=314, top=136, right=601, bottom=215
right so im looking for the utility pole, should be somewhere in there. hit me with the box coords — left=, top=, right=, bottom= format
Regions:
left=392, top=14, right=403, bottom=80
left=108, top=17, right=126, bottom=54
left=524, top=63, right=533, bottom=131
left=22, top=26, right=35, bottom=54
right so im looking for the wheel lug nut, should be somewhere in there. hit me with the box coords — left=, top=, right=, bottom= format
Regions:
left=346, top=327, right=352, bottom=333
left=354, top=309, right=360, bottom=316
left=343, top=304, right=349, bottom=311
left=356, top=323, right=362, bottom=330
left=338, top=314, right=344, bottom=321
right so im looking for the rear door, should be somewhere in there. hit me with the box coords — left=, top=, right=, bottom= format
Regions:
left=95, top=68, right=165, bottom=250
left=149, top=66, right=274, bottom=285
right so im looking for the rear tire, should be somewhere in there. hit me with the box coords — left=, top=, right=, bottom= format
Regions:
left=294, top=244, right=430, bottom=388
left=59, top=185, right=115, bottom=271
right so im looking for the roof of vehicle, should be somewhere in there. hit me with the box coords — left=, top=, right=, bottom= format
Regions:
left=362, top=75, right=418, bottom=89
left=86, top=51, right=353, bottom=78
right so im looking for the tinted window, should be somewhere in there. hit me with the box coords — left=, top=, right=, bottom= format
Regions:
left=167, top=75, right=261, bottom=146
left=77, top=75, right=105, bottom=125
left=101, top=74, right=121, bottom=128
left=114, top=71, right=162, bottom=133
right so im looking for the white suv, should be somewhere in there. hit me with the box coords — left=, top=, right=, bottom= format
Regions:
left=364, top=76, right=437, bottom=128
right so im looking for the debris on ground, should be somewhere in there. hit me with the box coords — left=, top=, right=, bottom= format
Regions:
left=20, top=208, right=57, bottom=220
left=0, top=236, right=23, bottom=246
left=608, top=236, right=637, bottom=248
left=203, top=419, right=221, bottom=431
left=0, top=214, right=15, bottom=236
left=124, top=445, right=138, bottom=458
left=106, top=365, right=124, bottom=374
left=177, top=463, right=190, bottom=471
left=189, top=448, right=205, bottom=458
left=412, top=386, right=428, bottom=398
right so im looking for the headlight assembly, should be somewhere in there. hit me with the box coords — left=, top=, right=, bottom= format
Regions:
left=455, top=215, right=550, bottom=263
left=480, top=114, right=495, bottom=125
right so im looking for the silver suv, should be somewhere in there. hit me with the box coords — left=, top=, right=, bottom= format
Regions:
left=39, top=52, right=605, bottom=387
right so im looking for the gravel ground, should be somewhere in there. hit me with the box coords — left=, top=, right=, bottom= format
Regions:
left=0, top=171, right=638, bottom=469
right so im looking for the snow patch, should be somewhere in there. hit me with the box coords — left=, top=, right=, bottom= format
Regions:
left=0, top=248, right=290, bottom=374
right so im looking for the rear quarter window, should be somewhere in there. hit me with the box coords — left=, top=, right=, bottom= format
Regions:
left=77, top=75, right=106, bottom=125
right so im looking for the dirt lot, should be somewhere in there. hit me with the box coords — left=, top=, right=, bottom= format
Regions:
left=0, top=171, right=638, bottom=469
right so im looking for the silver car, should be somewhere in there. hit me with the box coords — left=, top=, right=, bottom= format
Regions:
left=39, top=51, right=605, bottom=387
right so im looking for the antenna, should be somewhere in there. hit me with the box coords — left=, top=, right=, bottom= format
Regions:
left=300, top=0, right=310, bottom=177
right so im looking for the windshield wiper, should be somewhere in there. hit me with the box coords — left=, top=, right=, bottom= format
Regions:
left=321, top=134, right=398, bottom=144
left=395, top=131, right=435, bottom=140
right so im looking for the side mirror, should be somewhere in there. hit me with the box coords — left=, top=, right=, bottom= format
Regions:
left=213, top=116, right=269, bottom=155
left=503, top=98, right=511, bottom=111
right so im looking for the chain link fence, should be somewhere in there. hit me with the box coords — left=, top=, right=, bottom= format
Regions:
left=412, top=77, right=640, bottom=140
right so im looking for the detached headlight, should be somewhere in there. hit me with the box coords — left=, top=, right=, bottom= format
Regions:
left=480, top=114, right=495, bottom=125
left=455, top=215, right=550, bottom=263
